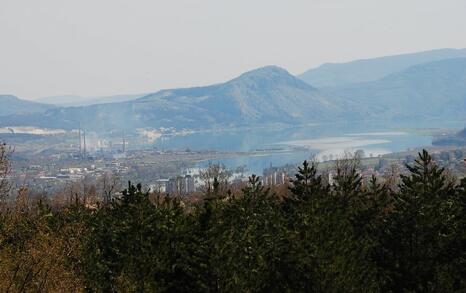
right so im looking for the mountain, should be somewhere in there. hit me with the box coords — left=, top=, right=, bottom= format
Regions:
left=4, top=54, right=466, bottom=133
left=299, top=48, right=466, bottom=88
left=324, top=58, right=466, bottom=121
left=0, top=66, right=344, bottom=131
left=36, top=94, right=144, bottom=107
left=134, top=66, right=343, bottom=126
left=35, top=95, right=85, bottom=106
left=433, top=128, right=466, bottom=146
left=0, top=95, right=54, bottom=116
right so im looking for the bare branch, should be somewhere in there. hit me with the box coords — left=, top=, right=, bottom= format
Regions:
left=0, top=142, right=12, bottom=203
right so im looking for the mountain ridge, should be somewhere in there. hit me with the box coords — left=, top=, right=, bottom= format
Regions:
left=299, top=48, right=466, bottom=88
left=0, top=66, right=344, bottom=131
left=36, top=94, right=144, bottom=107
left=324, top=57, right=466, bottom=120
left=2, top=52, right=466, bottom=133
left=0, top=95, right=54, bottom=116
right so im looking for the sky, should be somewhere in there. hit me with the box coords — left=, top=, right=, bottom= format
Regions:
left=1, top=0, right=466, bottom=100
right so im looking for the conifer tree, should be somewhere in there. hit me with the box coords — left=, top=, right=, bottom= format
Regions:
left=381, top=150, right=457, bottom=292
left=333, top=154, right=363, bottom=208
left=289, top=160, right=326, bottom=204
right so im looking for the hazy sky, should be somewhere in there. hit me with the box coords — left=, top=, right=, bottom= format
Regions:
left=1, top=0, right=466, bottom=100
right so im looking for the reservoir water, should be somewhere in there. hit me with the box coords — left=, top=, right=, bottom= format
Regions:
left=153, top=120, right=465, bottom=174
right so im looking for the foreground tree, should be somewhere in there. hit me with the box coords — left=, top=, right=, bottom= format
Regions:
left=83, top=182, right=201, bottom=292
left=0, top=142, right=12, bottom=203
left=0, top=187, right=86, bottom=291
left=199, top=163, right=231, bottom=194
left=380, top=150, right=460, bottom=292
left=2, top=149, right=466, bottom=292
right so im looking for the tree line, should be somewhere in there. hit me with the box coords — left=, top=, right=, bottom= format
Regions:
left=1, top=146, right=466, bottom=292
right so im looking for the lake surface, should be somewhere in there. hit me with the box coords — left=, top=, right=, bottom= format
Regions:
left=153, top=120, right=465, bottom=174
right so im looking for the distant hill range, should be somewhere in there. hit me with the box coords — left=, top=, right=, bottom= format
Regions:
left=0, top=95, right=54, bottom=116
left=324, top=57, right=466, bottom=121
left=36, top=94, right=144, bottom=107
left=0, top=66, right=347, bottom=131
left=1, top=48, right=466, bottom=132
left=299, top=48, right=466, bottom=88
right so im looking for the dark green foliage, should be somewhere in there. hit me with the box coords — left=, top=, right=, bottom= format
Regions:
left=378, top=150, right=462, bottom=292
left=77, top=153, right=466, bottom=292
left=83, top=182, right=202, bottom=292
left=288, top=160, right=327, bottom=204
left=3, top=150, right=466, bottom=292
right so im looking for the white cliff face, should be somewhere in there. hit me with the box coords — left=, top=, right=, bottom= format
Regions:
left=0, top=126, right=66, bottom=135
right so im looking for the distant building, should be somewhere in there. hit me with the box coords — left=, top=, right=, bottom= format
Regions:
left=185, top=175, right=195, bottom=194
left=262, top=171, right=287, bottom=186
left=150, top=179, right=169, bottom=193
left=163, top=175, right=196, bottom=195
left=167, top=178, right=177, bottom=194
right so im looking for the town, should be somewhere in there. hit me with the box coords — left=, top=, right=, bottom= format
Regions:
left=6, top=137, right=466, bottom=199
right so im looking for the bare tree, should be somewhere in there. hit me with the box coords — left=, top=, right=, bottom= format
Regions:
left=98, top=172, right=121, bottom=204
left=0, top=142, right=12, bottom=203
left=0, top=186, right=85, bottom=292
left=334, top=151, right=361, bottom=179
left=234, top=165, right=248, bottom=177
left=199, top=163, right=231, bottom=193
left=383, top=163, right=401, bottom=192
left=332, top=151, right=362, bottom=200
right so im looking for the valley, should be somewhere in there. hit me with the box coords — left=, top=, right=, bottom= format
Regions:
left=1, top=48, right=466, bottom=193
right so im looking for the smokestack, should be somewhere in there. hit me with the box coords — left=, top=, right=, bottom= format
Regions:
left=78, top=124, right=82, bottom=157
left=122, top=131, right=126, bottom=154
left=83, top=129, right=87, bottom=159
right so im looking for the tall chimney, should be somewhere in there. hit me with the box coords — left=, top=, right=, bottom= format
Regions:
left=83, top=129, right=87, bottom=159
left=122, top=131, right=126, bottom=153
left=78, top=124, right=82, bottom=158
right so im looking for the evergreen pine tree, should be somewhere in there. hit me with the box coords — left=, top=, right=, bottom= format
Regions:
left=382, top=150, right=457, bottom=292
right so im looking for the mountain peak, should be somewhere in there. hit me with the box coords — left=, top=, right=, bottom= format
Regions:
left=231, top=65, right=315, bottom=90
left=237, top=65, right=290, bottom=78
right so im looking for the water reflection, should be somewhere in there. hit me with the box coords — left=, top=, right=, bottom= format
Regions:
left=153, top=120, right=464, bottom=174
